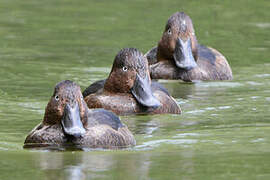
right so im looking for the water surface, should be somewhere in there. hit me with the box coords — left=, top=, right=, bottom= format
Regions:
left=0, top=0, right=270, bottom=179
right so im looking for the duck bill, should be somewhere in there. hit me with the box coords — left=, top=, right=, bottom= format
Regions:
left=131, top=74, right=161, bottom=109
left=173, top=37, right=197, bottom=70
left=61, top=102, right=86, bottom=138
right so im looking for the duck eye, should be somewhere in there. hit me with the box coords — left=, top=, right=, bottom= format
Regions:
left=55, top=95, right=59, bottom=101
left=167, top=28, right=172, bottom=35
left=122, top=66, right=128, bottom=72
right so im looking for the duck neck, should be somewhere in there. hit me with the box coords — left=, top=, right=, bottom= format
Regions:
left=190, top=34, right=198, bottom=61
left=80, top=101, right=89, bottom=126
left=42, top=104, right=61, bottom=126
left=157, top=43, right=174, bottom=62
left=104, top=72, right=131, bottom=94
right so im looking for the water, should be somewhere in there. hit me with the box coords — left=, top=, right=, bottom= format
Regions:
left=0, top=0, right=269, bottom=179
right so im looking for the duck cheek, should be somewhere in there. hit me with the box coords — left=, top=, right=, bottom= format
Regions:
left=79, top=104, right=85, bottom=117
left=79, top=103, right=86, bottom=123
left=126, top=71, right=136, bottom=90
left=170, top=40, right=176, bottom=52
left=164, top=35, right=175, bottom=53
left=120, top=70, right=133, bottom=90
left=190, top=35, right=198, bottom=60
left=161, top=34, right=169, bottom=47
left=55, top=104, right=65, bottom=117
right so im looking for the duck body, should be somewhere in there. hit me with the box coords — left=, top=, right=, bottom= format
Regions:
left=146, top=44, right=232, bottom=81
left=84, top=80, right=181, bottom=115
left=24, top=80, right=135, bottom=149
left=83, top=48, right=181, bottom=116
left=145, top=12, right=233, bottom=82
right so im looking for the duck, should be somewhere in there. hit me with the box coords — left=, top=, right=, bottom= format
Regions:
left=83, top=48, right=181, bottom=116
left=145, top=12, right=233, bottom=82
left=24, top=80, right=136, bottom=149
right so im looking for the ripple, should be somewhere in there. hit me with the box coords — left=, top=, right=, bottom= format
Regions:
left=196, top=82, right=243, bottom=88
left=218, top=106, right=231, bottom=110
left=248, top=47, right=268, bottom=51
left=144, top=127, right=158, bottom=138
left=177, top=99, right=189, bottom=105
left=251, top=138, right=265, bottom=143
left=0, top=147, right=8, bottom=151
left=205, top=107, right=216, bottom=110
left=251, top=96, right=260, bottom=99
left=246, top=81, right=263, bottom=86
left=185, top=107, right=216, bottom=115
left=17, top=102, right=44, bottom=114
left=135, top=139, right=198, bottom=150
left=0, top=141, right=20, bottom=150
left=157, top=79, right=180, bottom=83
left=253, top=23, right=270, bottom=29
left=201, top=140, right=224, bottom=145
left=172, top=133, right=202, bottom=138
left=255, top=74, right=270, bottom=78
left=185, top=109, right=205, bottom=114
left=83, top=67, right=110, bottom=73
left=180, top=121, right=198, bottom=126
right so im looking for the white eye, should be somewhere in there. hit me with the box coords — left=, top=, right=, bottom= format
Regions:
left=167, top=28, right=172, bottom=35
left=122, top=66, right=128, bottom=72
left=55, top=95, right=59, bottom=101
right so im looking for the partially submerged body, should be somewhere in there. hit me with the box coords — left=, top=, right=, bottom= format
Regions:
left=146, top=44, right=232, bottom=81
left=145, top=12, right=233, bottom=82
left=24, top=80, right=135, bottom=149
left=83, top=48, right=181, bottom=116
left=84, top=80, right=180, bottom=115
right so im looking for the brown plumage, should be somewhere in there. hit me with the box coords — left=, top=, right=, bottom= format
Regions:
left=83, top=48, right=181, bottom=116
left=85, top=86, right=181, bottom=115
left=24, top=80, right=135, bottom=149
left=145, top=12, right=233, bottom=81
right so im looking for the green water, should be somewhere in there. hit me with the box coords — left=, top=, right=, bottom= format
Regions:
left=0, top=0, right=269, bottom=179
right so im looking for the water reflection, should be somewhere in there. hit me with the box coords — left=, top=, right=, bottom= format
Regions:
left=122, top=115, right=162, bottom=135
left=0, top=0, right=269, bottom=178
left=158, top=80, right=196, bottom=99
left=33, top=151, right=153, bottom=179
left=35, top=152, right=112, bottom=179
left=158, top=80, right=243, bottom=100
left=31, top=148, right=199, bottom=179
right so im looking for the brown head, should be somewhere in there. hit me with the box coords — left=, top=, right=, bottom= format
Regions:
left=43, top=80, right=88, bottom=138
left=157, top=12, right=198, bottom=70
left=104, top=48, right=161, bottom=108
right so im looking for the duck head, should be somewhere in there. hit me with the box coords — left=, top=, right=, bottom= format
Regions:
left=43, top=80, right=88, bottom=138
left=157, top=12, right=198, bottom=70
left=104, top=48, right=161, bottom=109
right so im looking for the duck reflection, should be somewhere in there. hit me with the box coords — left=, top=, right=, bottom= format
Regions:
left=32, top=150, right=152, bottom=180
left=34, top=152, right=113, bottom=179
left=157, top=80, right=196, bottom=99
left=122, top=115, right=161, bottom=135
left=156, top=80, right=238, bottom=100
